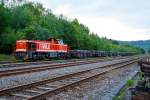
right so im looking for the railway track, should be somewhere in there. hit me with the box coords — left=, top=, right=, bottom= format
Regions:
left=0, top=59, right=84, bottom=68
left=0, top=57, right=109, bottom=67
left=0, top=56, right=132, bottom=68
left=0, top=56, right=134, bottom=78
left=0, top=57, right=140, bottom=100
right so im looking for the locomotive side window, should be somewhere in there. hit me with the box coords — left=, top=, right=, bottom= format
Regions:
left=31, top=43, right=36, bottom=49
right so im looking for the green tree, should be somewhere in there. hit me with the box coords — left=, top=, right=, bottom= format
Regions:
left=0, top=1, right=145, bottom=54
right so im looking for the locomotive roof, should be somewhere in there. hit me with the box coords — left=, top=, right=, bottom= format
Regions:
left=16, top=39, right=65, bottom=45
left=17, top=40, right=52, bottom=42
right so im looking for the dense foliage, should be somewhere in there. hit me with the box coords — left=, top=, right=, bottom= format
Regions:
left=0, top=1, right=144, bottom=54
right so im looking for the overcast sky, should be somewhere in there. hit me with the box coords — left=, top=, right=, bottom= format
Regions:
left=28, top=0, right=150, bottom=41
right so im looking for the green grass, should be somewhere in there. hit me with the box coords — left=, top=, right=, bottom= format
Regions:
left=126, top=79, right=134, bottom=87
left=114, top=79, right=134, bottom=100
left=114, top=91, right=125, bottom=100
left=0, top=54, right=16, bottom=62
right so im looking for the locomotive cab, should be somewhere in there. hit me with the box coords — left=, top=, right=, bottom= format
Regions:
left=57, top=39, right=64, bottom=44
left=48, top=38, right=64, bottom=44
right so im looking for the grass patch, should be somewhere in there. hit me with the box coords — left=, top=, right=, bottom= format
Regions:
left=0, top=54, right=16, bottom=62
left=114, top=91, right=125, bottom=100
left=114, top=79, right=134, bottom=100
left=127, top=79, right=134, bottom=87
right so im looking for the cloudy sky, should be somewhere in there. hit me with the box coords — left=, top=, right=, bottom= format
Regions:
left=28, top=0, right=150, bottom=41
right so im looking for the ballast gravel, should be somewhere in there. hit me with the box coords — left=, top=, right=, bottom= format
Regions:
left=48, top=63, right=139, bottom=100
left=0, top=58, right=134, bottom=90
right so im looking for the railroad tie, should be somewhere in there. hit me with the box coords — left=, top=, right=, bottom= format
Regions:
left=36, top=86, right=54, bottom=90
left=12, top=93, right=32, bottom=98
left=24, top=89, right=42, bottom=94
left=0, top=98, right=7, bottom=100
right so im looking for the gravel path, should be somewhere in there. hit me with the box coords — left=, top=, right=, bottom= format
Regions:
left=0, top=58, right=132, bottom=90
left=48, top=63, right=139, bottom=100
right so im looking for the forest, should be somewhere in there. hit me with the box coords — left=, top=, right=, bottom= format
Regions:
left=0, top=1, right=145, bottom=54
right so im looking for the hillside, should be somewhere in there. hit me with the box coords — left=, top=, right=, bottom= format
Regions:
left=0, top=1, right=144, bottom=54
left=119, top=40, right=150, bottom=50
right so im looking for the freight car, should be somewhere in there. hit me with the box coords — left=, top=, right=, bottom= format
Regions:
left=69, top=50, right=134, bottom=58
left=13, top=38, right=135, bottom=60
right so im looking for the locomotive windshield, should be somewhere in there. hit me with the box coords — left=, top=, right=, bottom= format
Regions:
left=57, top=39, right=64, bottom=44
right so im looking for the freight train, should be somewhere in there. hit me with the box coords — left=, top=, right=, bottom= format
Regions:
left=13, top=38, right=135, bottom=60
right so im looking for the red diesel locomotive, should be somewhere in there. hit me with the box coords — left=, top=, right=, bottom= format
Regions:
left=14, top=38, right=69, bottom=60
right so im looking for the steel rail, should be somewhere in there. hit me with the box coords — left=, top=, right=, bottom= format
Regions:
left=0, top=57, right=109, bottom=67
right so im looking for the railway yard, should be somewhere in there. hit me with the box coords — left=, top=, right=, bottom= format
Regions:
left=1, top=1, right=150, bottom=100
left=0, top=56, right=148, bottom=100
